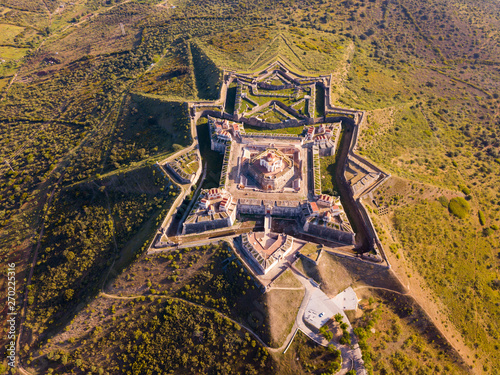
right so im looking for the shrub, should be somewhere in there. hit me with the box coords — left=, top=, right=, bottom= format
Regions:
left=320, top=325, right=333, bottom=341
left=437, top=196, right=448, bottom=208
left=448, top=197, right=470, bottom=219
left=478, top=210, right=486, bottom=225
left=458, top=184, right=471, bottom=195
left=483, top=227, right=493, bottom=237
left=340, top=330, right=351, bottom=345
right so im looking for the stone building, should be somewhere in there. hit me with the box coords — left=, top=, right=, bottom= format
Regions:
left=247, top=148, right=295, bottom=191
left=302, top=197, right=355, bottom=245
left=183, top=188, right=237, bottom=234
left=241, top=232, right=293, bottom=274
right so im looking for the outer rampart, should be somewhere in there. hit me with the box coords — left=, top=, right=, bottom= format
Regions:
left=303, top=222, right=355, bottom=245
left=183, top=217, right=232, bottom=235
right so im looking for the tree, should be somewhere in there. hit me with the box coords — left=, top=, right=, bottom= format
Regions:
left=64, top=289, right=74, bottom=301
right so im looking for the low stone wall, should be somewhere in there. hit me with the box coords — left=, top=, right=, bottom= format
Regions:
left=242, top=132, right=301, bottom=141
left=165, top=163, right=193, bottom=184
left=257, top=82, right=294, bottom=90
left=199, top=109, right=357, bottom=130
left=238, top=202, right=302, bottom=217
left=274, top=100, right=307, bottom=120
left=239, top=204, right=266, bottom=216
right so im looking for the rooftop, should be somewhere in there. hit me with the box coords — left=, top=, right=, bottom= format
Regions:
left=247, top=232, right=286, bottom=258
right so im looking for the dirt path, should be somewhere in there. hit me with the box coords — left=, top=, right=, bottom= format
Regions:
left=15, top=169, right=65, bottom=368
left=329, top=41, right=354, bottom=104
left=365, top=169, right=477, bottom=371
left=353, top=285, right=409, bottom=295
left=57, top=0, right=133, bottom=34
left=1, top=71, right=18, bottom=101
left=13, top=93, right=129, bottom=373
left=384, top=247, right=478, bottom=372
left=100, top=289, right=309, bottom=354
left=100, top=292, right=275, bottom=351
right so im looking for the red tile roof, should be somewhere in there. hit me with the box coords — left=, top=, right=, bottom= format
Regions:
left=309, top=202, right=319, bottom=212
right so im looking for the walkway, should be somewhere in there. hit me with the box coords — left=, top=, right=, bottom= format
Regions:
left=100, top=292, right=288, bottom=354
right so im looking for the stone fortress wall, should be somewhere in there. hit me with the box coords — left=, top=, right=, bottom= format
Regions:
left=199, top=108, right=355, bottom=133
left=241, top=132, right=303, bottom=142
left=199, top=114, right=357, bottom=246
left=303, top=220, right=356, bottom=245
left=238, top=199, right=304, bottom=217
left=181, top=62, right=391, bottom=263
left=237, top=198, right=355, bottom=245
left=183, top=215, right=232, bottom=235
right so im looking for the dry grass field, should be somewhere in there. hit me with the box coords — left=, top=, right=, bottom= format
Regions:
left=265, top=288, right=304, bottom=347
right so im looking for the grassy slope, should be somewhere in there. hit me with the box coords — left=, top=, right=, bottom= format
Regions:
left=354, top=290, right=469, bottom=375
left=265, top=288, right=304, bottom=347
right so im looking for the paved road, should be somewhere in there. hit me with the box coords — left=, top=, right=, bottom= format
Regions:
left=289, top=265, right=367, bottom=375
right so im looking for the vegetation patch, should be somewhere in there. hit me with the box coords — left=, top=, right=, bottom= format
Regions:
left=190, top=42, right=222, bottom=100
left=320, top=154, right=338, bottom=196
left=392, top=200, right=500, bottom=365
left=0, top=23, right=25, bottom=44
left=0, top=46, right=29, bottom=61
left=109, top=241, right=273, bottom=341
left=353, top=291, right=468, bottom=375
left=244, top=124, right=303, bottom=135
left=279, top=331, right=341, bottom=374
left=448, top=197, right=470, bottom=219
left=197, top=118, right=223, bottom=189
left=265, top=288, right=304, bottom=347
left=134, top=41, right=197, bottom=99
left=478, top=210, right=486, bottom=225
left=25, top=165, right=179, bottom=338
left=272, top=269, right=303, bottom=288
left=315, top=83, right=325, bottom=117
left=38, top=298, right=274, bottom=374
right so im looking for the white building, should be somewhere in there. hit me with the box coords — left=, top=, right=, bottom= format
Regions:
left=260, top=152, right=283, bottom=172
